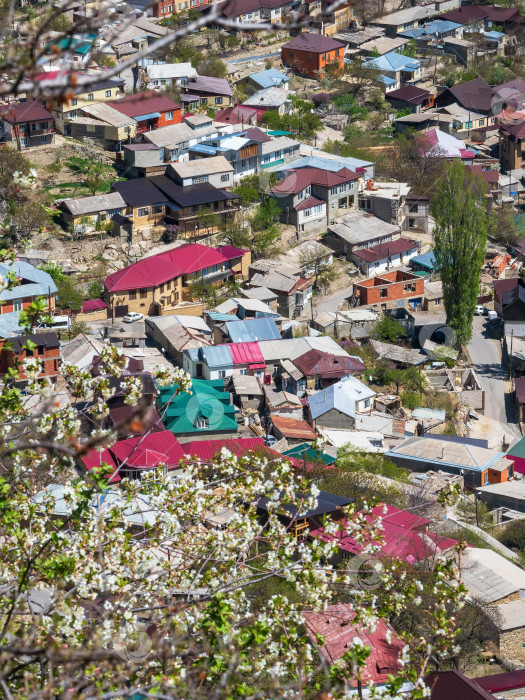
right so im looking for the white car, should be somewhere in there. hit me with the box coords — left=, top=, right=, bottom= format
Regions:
left=123, top=312, right=144, bottom=323
left=474, top=305, right=487, bottom=316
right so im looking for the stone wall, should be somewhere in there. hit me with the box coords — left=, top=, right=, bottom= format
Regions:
left=500, top=627, right=525, bottom=661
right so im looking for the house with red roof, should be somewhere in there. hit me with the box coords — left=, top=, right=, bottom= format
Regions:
left=109, top=90, right=181, bottom=133
left=77, top=299, right=107, bottom=322
left=282, top=32, right=345, bottom=79
left=103, top=243, right=251, bottom=319
left=310, top=503, right=458, bottom=566
left=303, top=604, right=405, bottom=692
left=214, top=105, right=258, bottom=127
left=352, top=237, right=419, bottom=276
left=287, top=348, right=366, bottom=395
left=0, top=101, right=55, bottom=149
left=270, top=166, right=359, bottom=232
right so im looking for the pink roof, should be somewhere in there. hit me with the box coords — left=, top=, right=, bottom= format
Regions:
left=109, top=431, right=185, bottom=470
left=271, top=167, right=359, bottom=196
left=105, top=243, right=246, bottom=293
left=353, top=237, right=417, bottom=263
left=109, top=90, right=180, bottom=118
left=181, top=437, right=265, bottom=460
left=303, top=604, right=404, bottom=686
left=214, top=104, right=259, bottom=125
left=0, top=101, right=53, bottom=124
left=418, top=128, right=473, bottom=159
left=310, top=504, right=458, bottom=564
left=228, top=341, right=264, bottom=365
left=81, top=448, right=120, bottom=483
left=82, top=299, right=107, bottom=312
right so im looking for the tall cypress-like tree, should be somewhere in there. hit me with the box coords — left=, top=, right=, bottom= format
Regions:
left=432, top=159, right=489, bottom=346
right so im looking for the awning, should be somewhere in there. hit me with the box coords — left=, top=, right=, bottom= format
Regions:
left=181, top=94, right=200, bottom=102
left=134, top=112, right=161, bottom=121
left=249, top=363, right=266, bottom=370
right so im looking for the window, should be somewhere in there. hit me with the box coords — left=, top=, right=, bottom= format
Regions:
left=335, top=48, right=340, bottom=56
left=165, top=111, right=173, bottom=120
left=105, top=90, right=111, bottom=97
left=40, top=122, right=48, bottom=130
left=273, top=365, right=279, bottom=377
left=218, top=370, right=226, bottom=378
left=330, top=186, right=337, bottom=196
left=72, top=99, right=77, bottom=106
left=212, top=264, right=219, bottom=273
left=192, top=175, right=208, bottom=184
left=363, top=398, right=370, bottom=409
left=152, top=204, right=164, bottom=214
left=303, top=208, right=311, bottom=218
left=194, top=417, right=209, bottom=429
left=221, top=173, right=230, bottom=182
left=240, top=369, right=247, bottom=375
left=307, top=53, right=312, bottom=61
left=68, top=110, right=78, bottom=119
left=40, top=135, right=48, bottom=144
left=20, top=137, right=27, bottom=147
left=86, top=124, right=96, bottom=132
left=200, top=98, right=208, bottom=105
left=321, top=53, right=326, bottom=61
left=167, top=4, right=172, bottom=10
left=87, top=93, right=94, bottom=101
left=215, top=97, right=223, bottom=105
left=380, top=289, right=388, bottom=298
left=313, top=204, right=322, bottom=214
left=140, top=289, right=148, bottom=299
left=479, top=119, right=485, bottom=127
left=289, top=51, right=294, bottom=58
left=137, top=207, right=149, bottom=217
left=191, top=204, right=199, bottom=212
left=129, top=290, right=136, bottom=300
left=13, top=299, right=22, bottom=312
left=161, top=5, right=165, bottom=10
left=339, top=184, right=346, bottom=193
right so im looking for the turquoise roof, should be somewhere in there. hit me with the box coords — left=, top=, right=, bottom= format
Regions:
left=364, top=51, right=420, bottom=72
left=283, top=443, right=336, bottom=465
left=249, top=68, right=290, bottom=89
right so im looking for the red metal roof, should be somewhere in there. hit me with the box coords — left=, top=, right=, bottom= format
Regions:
left=353, top=237, right=418, bottom=264
left=181, top=437, right=265, bottom=461
left=426, top=671, right=495, bottom=700
left=109, top=431, right=185, bottom=470
left=81, top=448, right=120, bottom=483
left=215, top=105, right=259, bottom=125
left=0, top=101, right=53, bottom=124
left=228, top=341, right=264, bottom=365
left=282, top=32, right=344, bottom=54
left=271, top=167, right=359, bottom=196
left=474, top=669, right=525, bottom=693
left=104, top=243, right=246, bottom=293
left=310, top=504, right=458, bottom=564
left=293, top=348, right=365, bottom=378
left=294, top=196, right=326, bottom=212
left=465, top=165, right=499, bottom=184
left=303, top=604, right=404, bottom=687
left=81, top=299, right=107, bottom=312
left=385, top=85, right=432, bottom=104
left=109, top=90, right=180, bottom=118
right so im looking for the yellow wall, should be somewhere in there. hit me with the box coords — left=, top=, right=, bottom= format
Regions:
left=51, top=85, right=124, bottom=133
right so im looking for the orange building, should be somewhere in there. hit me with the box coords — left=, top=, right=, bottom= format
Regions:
left=281, top=32, right=344, bottom=79
left=109, top=91, right=181, bottom=134
left=352, top=270, right=424, bottom=309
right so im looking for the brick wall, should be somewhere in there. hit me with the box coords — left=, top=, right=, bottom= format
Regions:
left=357, top=273, right=424, bottom=306
left=1, top=296, right=55, bottom=315
left=281, top=48, right=343, bottom=79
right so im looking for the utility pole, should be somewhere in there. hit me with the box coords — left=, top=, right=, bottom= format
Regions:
left=510, top=328, right=514, bottom=380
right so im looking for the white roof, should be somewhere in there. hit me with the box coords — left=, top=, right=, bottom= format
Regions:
left=232, top=297, right=275, bottom=314
left=80, top=102, right=136, bottom=127
left=172, top=315, right=212, bottom=334
left=320, top=428, right=385, bottom=452
left=258, top=336, right=350, bottom=363
left=459, top=547, right=525, bottom=604
left=496, top=599, right=525, bottom=631
left=169, top=155, right=233, bottom=178
left=329, top=211, right=400, bottom=245
left=309, top=376, right=376, bottom=420
left=144, top=121, right=219, bottom=148
left=218, top=135, right=250, bottom=150
left=146, top=62, right=198, bottom=81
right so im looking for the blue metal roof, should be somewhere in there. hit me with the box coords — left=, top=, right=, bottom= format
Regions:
left=208, top=312, right=237, bottom=321
left=200, top=345, right=233, bottom=369
left=485, top=30, right=505, bottom=40
left=378, top=74, right=397, bottom=85
left=0, top=261, right=58, bottom=302
left=400, top=19, right=461, bottom=38
left=365, top=51, right=420, bottom=72
left=267, top=154, right=374, bottom=174
left=249, top=68, right=290, bottom=89
left=226, top=318, right=281, bottom=343
left=0, top=311, right=24, bottom=338
left=189, top=144, right=218, bottom=155
left=134, top=112, right=162, bottom=121
left=308, top=377, right=376, bottom=420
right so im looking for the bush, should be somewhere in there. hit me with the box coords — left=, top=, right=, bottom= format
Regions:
left=401, top=391, right=420, bottom=410
left=499, top=520, right=525, bottom=551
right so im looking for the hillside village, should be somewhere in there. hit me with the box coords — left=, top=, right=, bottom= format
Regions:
left=6, top=0, right=525, bottom=696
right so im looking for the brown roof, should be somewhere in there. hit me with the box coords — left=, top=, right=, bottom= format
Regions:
left=0, top=101, right=53, bottom=124
left=465, top=165, right=499, bottom=184
left=425, top=671, right=495, bottom=700
left=385, top=85, right=432, bottom=105
left=271, top=166, right=358, bottom=195
left=282, top=32, right=344, bottom=54
left=353, top=237, right=418, bottom=263
left=293, top=348, right=365, bottom=378
left=437, top=77, right=493, bottom=113
left=500, top=121, right=525, bottom=140
left=214, top=104, right=258, bottom=125
left=271, top=415, right=317, bottom=441
left=109, top=91, right=180, bottom=118
left=439, top=6, right=489, bottom=24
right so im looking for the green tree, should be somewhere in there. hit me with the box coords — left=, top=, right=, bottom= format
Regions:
left=402, top=39, right=418, bottom=58
left=87, top=280, right=104, bottom=299
left=56, top=277, right=84, bottom=311
left=251, top=198, right=281, bottom=230
left=0, top=148, right=31, bottom=189
left=499, top=520, right=525, bottom=551
left=85, top=161, right=112, bottom=195
left=69, top=320, right=91, bottom=338
left=38, top=262, right=67, bottom=285
left=432, top=160, right=490, bottom=346
left=373, top=314, right=407, bottom=343
left=336, top=445, right=409, bottom=481
left=298, top=243, right=338, bottom=291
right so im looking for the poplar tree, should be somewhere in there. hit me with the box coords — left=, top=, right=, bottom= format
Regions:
left=432, top=159, right=489, bottom=346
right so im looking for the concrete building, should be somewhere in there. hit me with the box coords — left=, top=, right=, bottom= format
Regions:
left=308, top=376, right=376, bottom=429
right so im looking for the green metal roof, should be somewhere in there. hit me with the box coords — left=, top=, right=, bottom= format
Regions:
left=506, top=438, right=525, bottom=459
left=283, top=443, right=336, bottom=465
left=268, top=130, right=293, bottom=136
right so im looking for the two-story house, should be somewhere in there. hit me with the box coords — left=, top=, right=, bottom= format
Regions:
left=220, top=0, right=296, bottom=28
left=242, top=87, right=292, bottom=117
left=167, top=156, right=234, bottom=188
left=49, top=76, right=125, bottom=134
left=0, top=261, right=57, bottom=336
left=143, top=115, right=223, bottom=162
left=281, top=32, right=345, bottom=79
left=499, top=122, right=525, bottom=172
left=64, top=102, right=137, bottom=149
left=364, top=51, right=422, bottom=92
left=189, top=133, right=263, bottom=182
left=109, top=91, right=181, bottom=134
left=0, top=332, right=60, bottom=384
left=270, top=166, right=360, bottom=231
left=0, top=101, right=55, bottom=149
left=145, top=62, right=198, bottom=89
left=180, top=77, right=233, bottom=110
left=103, top=243, right=251, bottom=318
left=351, top=270, right=425, bottom=310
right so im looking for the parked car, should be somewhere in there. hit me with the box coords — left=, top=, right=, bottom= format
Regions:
left=474, top=305, right=488, bottom=316
left=123, top=312, right=144, bottom=323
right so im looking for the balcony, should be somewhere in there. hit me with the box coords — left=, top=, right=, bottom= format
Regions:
left=18, top=125, right=55, bottom=137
